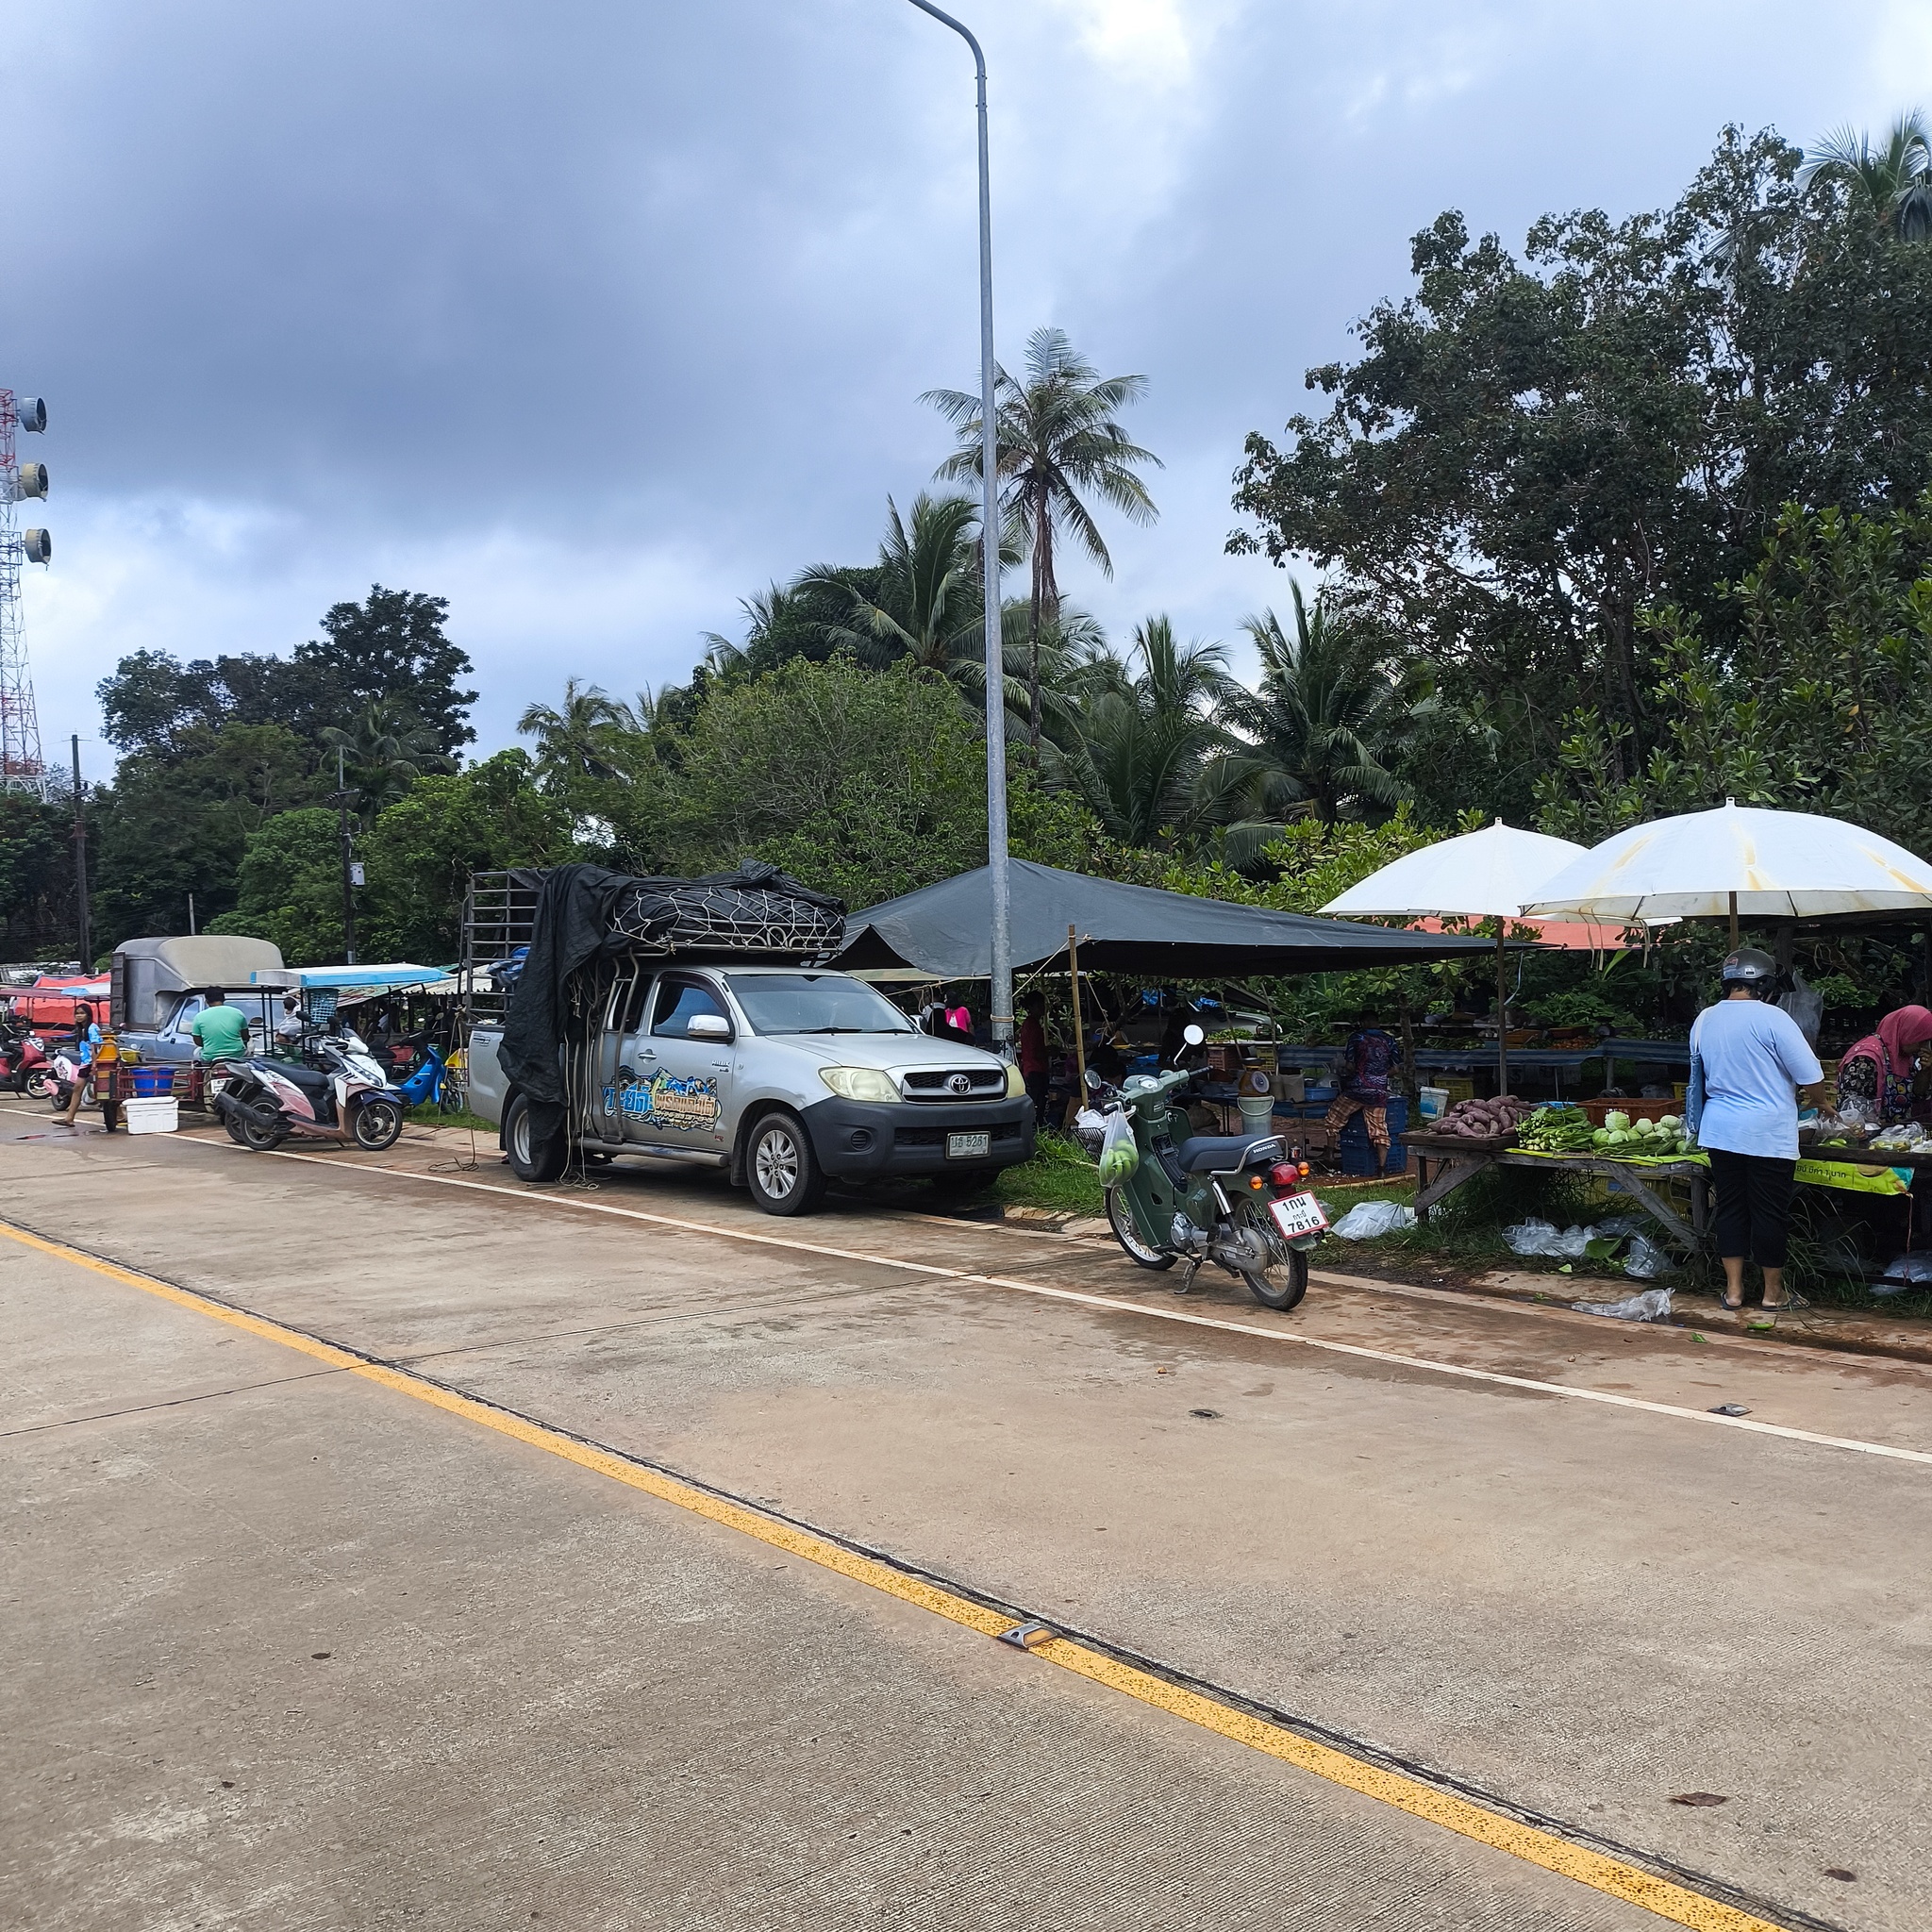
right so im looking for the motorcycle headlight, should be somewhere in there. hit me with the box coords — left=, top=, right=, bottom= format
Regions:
left=1005, top=1061, right=1025, bottom=1097
left=819, top=1066, right=900, bottom=1104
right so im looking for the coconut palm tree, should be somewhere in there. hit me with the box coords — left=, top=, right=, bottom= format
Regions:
left=1213, top=582, right=1407, bottom=859
left=1801, top=111, right=1932, bottom=242
left=1059, top=617, right=1243, bottom=849
left=318, top=698, right=454, bottom=824
left=924, top=326, right=1161, bottom=750
left=810, top=493, right=987, bottom=677
left=517, top=678, right=633, bottom=791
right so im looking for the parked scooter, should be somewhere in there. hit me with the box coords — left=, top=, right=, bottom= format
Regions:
left=1078, top=1024, right=1327, bottom=1309
left=211, top=1031, right=405, bottom=1153
left=382, top=1032, right=450, bottom=1108
left=0, top=1024, right=56, bottom=1098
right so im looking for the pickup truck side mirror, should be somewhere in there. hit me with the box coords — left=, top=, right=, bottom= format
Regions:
left=687, top=1013, right=732, bottom=1041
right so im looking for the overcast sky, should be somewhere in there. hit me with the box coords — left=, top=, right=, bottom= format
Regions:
left=13, top=0, right=1922, bottom=772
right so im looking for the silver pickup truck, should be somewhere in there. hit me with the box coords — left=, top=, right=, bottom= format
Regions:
left=467, top=963, right=1034, bottom=1214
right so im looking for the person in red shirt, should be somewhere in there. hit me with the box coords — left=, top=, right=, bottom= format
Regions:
left=1018, top=991, right=1050, bottom=1117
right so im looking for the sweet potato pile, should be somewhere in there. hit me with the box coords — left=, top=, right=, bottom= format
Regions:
left=1423, top=1094, right=1534, bottom=1141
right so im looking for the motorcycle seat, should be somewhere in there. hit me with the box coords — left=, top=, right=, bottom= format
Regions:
left=1174, top=1133, right=1285, bottom=1174
left=277, top=1062, right=335, bottom=1091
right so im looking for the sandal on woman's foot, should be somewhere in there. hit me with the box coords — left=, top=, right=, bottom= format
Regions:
left=1718, top=1290, right=1744, bottom=1311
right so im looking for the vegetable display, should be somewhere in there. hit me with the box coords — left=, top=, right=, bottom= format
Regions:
left=1590, top=1113, right=1693, bottom=1158
left=1422, top=1094, right=1536, bottom=1141
left=1516, top=1104, right=1597, bottom=1152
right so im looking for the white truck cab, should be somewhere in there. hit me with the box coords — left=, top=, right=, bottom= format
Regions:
left=467, top=963, right=1034, bottom=1214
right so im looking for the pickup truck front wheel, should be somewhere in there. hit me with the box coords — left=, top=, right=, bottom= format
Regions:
left=505, top=1093, right=568, bottom=1184
left=745, top=1109, right=827, bottom=1216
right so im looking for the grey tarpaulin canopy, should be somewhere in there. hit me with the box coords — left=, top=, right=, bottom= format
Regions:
left=835, top=860, right=1496, bottom=979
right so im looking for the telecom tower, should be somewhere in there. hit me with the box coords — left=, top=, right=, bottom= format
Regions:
left=0, top=389, right=51, bottom=798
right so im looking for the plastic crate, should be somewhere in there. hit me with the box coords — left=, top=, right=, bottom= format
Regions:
left=1578, top=1097, right=1676, bottom=1125
left=1339, top=1097, right=1408, bottom=1175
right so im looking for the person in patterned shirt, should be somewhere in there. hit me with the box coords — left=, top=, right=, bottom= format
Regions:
left=1835, top=1004, right=1932, bottom=1123
left=1326, top=1024, right=1401, bottom=1168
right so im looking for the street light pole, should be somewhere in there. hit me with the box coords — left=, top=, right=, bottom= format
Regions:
left=329, top=746, right=358, bottom=966
left=904, top=0, right=1013, bottom=1052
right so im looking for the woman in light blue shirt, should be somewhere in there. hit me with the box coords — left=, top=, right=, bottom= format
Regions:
left=1687, top=948, right=1824, bottom=1313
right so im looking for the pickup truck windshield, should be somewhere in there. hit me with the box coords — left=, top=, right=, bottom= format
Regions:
left=726, top=974, right=914, bottom=1036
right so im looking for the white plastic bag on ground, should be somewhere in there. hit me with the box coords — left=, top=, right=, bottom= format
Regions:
left=1503, top=1219, right=1594, bottom=1259
left=1571, top=1287, right=1674, bottom=1322
left=1619, top=1234, right=1670, bottom=1280
left=1330, top=1200, right=1416, bottom=1241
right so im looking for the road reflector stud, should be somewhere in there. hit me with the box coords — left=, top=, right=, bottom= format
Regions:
left=997, top=1621, right=1058, bottom=1650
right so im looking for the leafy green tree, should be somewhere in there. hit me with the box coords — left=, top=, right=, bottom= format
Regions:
left=1802, top=111, right=1932, bottom=242
left=361, top=751, right=575, bottom=961
left=646, top=655, right=1091, bottom=910
left=96, top=588, right=476, bottom=766
left=0, top=792, right=78, bottom=958
left=92, top=723, right=320, bottom=948
left=927, top=326, right=1160, bottom=749
left=203, top=808, right=345, bottom=966
left=296, top=587, right=477, bottom=757
left=1230, top=126, right=1932, bottom=788
left=1538, top=491, right=1932, bottom=853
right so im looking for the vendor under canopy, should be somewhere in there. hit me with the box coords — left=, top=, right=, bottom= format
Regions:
left=1836, top=1005, right=1932, bottom=1124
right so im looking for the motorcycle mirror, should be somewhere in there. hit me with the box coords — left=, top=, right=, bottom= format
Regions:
left=1084, top=1067, right=1108, bottom=1091
left=1182, top=1024, right=1206, bottom=1047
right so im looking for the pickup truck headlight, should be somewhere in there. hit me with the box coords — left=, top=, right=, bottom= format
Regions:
left=819, top=1066, right=900, bottom=1104
left=1005, top=1061, right=1025, bottom=1097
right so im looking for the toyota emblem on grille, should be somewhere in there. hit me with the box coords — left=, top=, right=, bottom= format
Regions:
left=946, top=1073, right=973, bottom=1095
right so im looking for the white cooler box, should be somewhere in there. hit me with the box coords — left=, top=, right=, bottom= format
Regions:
left=123, top=1096, right=179, bottom=1135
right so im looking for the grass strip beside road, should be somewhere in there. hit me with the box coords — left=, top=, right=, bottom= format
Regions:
left=0, top=1212, right=1817, bottom=1932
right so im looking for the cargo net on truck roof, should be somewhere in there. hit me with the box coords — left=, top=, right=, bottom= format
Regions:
left=606, top=874, right=846, bottom=959
left=461, top=864, right=846, bottom=1024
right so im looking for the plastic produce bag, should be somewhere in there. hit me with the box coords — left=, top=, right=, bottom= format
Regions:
left=1779, top=969, right=1824, bottom=1045
left=1571, top=1287, right=1674, bottom=1322
left=1072, top=1107, right=1108, bottom=1158
left=1503, top=1219, right=1595, bottom=1259
left=1096, top=1109, right=1140, bottom=1186
left=1330, top=1200, right=1416, bottom=1240
left=1881, top=1251, right=1932, bottom=1283
left=1620, top=1234, right=1669, bottom=1280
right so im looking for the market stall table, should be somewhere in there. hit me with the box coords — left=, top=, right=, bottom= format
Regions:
left=1405, top=1136, right=1712, bottom=1249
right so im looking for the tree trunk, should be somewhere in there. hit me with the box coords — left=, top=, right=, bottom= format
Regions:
left=1027, top=492, right=1053, bottom=754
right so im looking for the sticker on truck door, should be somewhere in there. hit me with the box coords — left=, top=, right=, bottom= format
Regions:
left=621, top=1069, right=722, bottom=1133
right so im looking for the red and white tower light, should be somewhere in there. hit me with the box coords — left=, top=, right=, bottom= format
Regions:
left=0, top=389, right=51, bottom=798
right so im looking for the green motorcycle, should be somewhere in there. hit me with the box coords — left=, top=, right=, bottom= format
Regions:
left=1083, top=1027, right=1325, bottom=1310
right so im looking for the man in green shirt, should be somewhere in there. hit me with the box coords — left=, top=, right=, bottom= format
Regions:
left=189, top=989, right=252, bottom=1061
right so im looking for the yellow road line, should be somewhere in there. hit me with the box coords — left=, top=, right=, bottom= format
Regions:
left=3, top=1214, right=1796, bottom=1932
left=175, top=1132, right=1932, bottom=1468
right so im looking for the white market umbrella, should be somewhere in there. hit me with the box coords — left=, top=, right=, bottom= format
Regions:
left=1322, top=820, right=1591, bottom=1092
left=1522, top=802, right=1932, bottom=936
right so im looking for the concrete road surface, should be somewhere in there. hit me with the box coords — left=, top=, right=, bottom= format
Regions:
left=4, top=1116, right=1924, bottom=1930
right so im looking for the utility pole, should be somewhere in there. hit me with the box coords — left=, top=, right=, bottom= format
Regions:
left=905, top=0, right=1012, bottom=1053
left=329, top=746, right=358, bottom=966
left=69, top=733, right=90, bottom=968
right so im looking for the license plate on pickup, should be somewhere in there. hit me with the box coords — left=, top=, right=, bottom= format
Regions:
left=1269, top=1191, right=1328, bottom=1241
left=946, top=1130, right=992, bottom=1160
